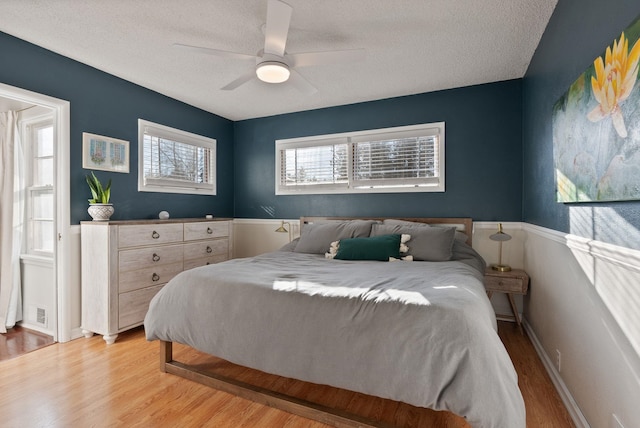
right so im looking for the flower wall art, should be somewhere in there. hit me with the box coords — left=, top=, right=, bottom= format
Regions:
left=82, top=132, right=129, bottom=173
left=553, top=15, right=640, bottom=202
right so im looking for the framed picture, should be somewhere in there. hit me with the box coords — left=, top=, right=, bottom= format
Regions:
left=82, top=132, right=129, bottom=173
left=553, top=16, right=640, bottom=202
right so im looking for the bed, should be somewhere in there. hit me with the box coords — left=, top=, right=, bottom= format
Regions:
left=144, top=217, right=525, bottom=428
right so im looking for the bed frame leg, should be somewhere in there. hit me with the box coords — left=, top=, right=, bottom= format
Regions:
left=159, top=340, right=172, bottom=373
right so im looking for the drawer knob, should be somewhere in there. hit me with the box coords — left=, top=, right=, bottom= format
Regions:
left=152, top=273, right=160, bottom=282
left=206, top=246, right=213, bottom=253
left=152, top=231, right=160, bottom=239
left=152, top=253, right=160, bottom=262
left=207, top=227, right=213, bottom=234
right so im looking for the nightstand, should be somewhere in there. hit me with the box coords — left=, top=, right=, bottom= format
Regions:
left=483, top=268, right=529, bottom=329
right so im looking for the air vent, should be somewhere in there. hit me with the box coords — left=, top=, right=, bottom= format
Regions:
left=29, top=305, right=48, bottom=327
left=36, top=307, right=46, bottom=325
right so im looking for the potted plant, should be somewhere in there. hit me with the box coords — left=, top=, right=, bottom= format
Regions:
left=86, top=171, right=114, bottom=221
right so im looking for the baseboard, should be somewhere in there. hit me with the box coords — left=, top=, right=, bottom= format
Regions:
left=17, top=321, right=54, bottom=337
left=70, top=327, right=85, bottom=341
left=522, top=319, right=590, bottom=428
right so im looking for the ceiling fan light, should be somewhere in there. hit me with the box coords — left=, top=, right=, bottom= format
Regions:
left=256, top=61, right=290, bottom=83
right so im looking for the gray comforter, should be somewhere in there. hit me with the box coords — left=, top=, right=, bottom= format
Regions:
left=145, top=251, right=525, bottom=428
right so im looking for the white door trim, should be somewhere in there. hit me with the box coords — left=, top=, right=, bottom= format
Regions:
left=0, top=82, right=71, bottom=342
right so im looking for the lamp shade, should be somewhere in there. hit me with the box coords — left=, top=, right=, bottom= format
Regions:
left=275, top=221, right=289, bottom=233
left=489, top=223, right=512, bottom=242
left=256, top=61, right=290, bottom=83
left=275, top=220, right=292, bottom=242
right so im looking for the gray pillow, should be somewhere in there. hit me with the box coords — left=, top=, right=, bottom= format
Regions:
left=294, top=220, right=378, bottom=254
left=383, top=219, right=469, bottom=244
left=278, top=237, right=299, bottom=252
left=371, top=223, right=455, bottom=261
left=452, top=239, right=487, bottom=272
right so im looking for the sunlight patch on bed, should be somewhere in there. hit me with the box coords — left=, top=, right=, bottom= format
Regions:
left=273, top=280, right=368, bottom=297
left=383, top=289, right=431, bottom=305
left=272, top=280, right=431, bottom=305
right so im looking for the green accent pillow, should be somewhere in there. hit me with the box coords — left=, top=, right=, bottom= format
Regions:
left=334, top=234, right=402, bottom=261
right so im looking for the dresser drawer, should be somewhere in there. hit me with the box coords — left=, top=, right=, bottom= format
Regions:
left=119, top=261, right=183, bottom=293
left=119, top=244, right=183, bottom=272
left=118, top=223, right=183, bottom=248
left=118, top=284, right=163, bottom=329
left=184, top=221, right=229, bottom=241
left=484, top=275, right=527, bottom=294
left=184, top=239, right=228, bottom=261
left=184, top=253, right=229, bottom=271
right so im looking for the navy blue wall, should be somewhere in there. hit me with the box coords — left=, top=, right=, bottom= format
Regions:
left=0, top=32, right=234, bottom=224
left=234, top=80, right=523, bottom=220
left=523, top=0, right=640, bottom=248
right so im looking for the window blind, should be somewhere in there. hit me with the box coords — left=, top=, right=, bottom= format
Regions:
left=279, top=142, right=349, bottom=189
left=139, top=119, right=216, bottom=195
left=276, top=122, right=444, bottom=195
left=352, top=135, right=440, bottom=188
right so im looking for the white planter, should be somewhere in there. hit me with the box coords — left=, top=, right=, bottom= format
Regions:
left=88, top=204, right=114, bottom=221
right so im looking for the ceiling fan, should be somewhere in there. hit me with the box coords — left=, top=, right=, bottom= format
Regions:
left=174, top=0, right=365, bottom=94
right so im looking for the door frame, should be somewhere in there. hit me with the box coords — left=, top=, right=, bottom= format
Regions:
left=0, top=82, right=71, bottom=342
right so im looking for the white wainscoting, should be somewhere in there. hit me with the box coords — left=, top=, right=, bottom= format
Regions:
left=233, top=219, right=301, bottom=258
left=523, top=223, right=640, bottom=428
left=20, top=255, right=55, bottom=336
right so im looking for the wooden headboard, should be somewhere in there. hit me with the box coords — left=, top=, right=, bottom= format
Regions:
left=300, top=217, right=474, bottom=246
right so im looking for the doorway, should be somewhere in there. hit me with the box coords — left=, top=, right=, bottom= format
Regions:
left=0, top=83, right=70, bottom=342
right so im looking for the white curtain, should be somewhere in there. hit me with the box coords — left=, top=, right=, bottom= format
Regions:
left=0, top=111, right=24, bottom=333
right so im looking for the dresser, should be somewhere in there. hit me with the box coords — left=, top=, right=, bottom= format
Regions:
left=81, top=218, right=232, bottom=344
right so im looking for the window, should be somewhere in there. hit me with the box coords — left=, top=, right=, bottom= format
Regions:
left=138, top=119, right=216, bottom=195
left=276, top=122, right=444, bottom=195
left=23, top=116, right=55, bottom=256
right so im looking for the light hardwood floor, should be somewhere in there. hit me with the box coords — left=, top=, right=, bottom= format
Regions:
left=0, top=321, right=574, bottom=427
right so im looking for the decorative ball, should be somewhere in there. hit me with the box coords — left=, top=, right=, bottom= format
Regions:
left=159, top=211, right=170, bottom=220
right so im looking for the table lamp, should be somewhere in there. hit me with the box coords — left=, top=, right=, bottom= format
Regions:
left=275, top=220, right=292, bottom=242
left=489, top=223, right=511, bottom=272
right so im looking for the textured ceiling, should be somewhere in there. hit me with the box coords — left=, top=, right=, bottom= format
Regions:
left=0, top=0, right=557, bottom=121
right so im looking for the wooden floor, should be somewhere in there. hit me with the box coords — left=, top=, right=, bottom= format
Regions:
left=0, top=321, right=575, bottom=427
left=0, top=325, right=55, bottom=361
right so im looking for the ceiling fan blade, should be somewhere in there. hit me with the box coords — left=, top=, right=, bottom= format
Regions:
left=264, top=0, right=293, bottom=57
left=288, top=70, right=317, bottom=95
left=173, top=43, right=256, bottom=62
left=221, top=72, right=255, bottom=90
left=288, top=49, right=366, bottom=68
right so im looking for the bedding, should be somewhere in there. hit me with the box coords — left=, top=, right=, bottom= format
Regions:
left=145, top=234, right=525, bottom=427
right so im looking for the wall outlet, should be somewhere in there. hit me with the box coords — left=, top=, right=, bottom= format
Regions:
left=556, top=349, right=561, bottom=373
left=612, top=413, right=625, bottom=428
